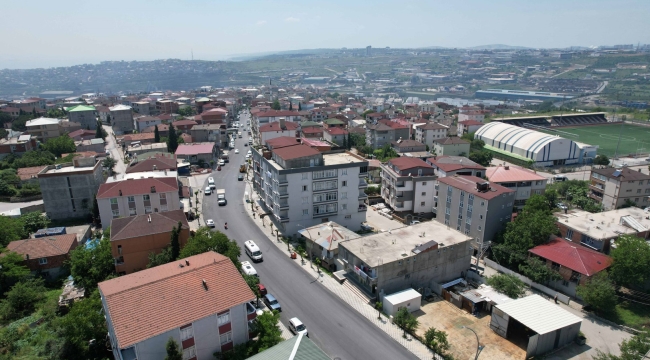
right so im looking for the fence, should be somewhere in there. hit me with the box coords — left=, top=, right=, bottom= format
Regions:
left=484, top=258, right=571, bottom=304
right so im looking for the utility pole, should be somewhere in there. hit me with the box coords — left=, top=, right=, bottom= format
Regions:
left=613, top=106, right=624, bottom=159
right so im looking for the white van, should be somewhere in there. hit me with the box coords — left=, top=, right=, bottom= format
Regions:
left=245, top=240, right=263, bottom=262
left=241, top=261, right=258, bottom=277
left=553, top=175, right=568, bottom=182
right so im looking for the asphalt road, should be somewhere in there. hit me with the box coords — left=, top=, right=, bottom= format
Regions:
left=202, top=113, right=417, bottom=360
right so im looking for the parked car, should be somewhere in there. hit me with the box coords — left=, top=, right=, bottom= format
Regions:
left=410, top=220, right=421, bottom=225
left=263, top=294, right=281, bottom=312
left=288, top=317, right=308, bottom=337
left=244, top=143, right=248, bottom=147
left=238, top=174, right=244, bottom=181
left=241, top=261, right=258, bottom=277
left=204, top=187, right=211, bottom=195
left=257, top=283, right=267, bottom=296
left=360, top=224, right=374, bottom=231
left=557, top=202, right=568, bottom=210
left=206, top=219, right=215, bottom=227
left=208, top=177, right=216, bottom=189
left=235, top=149, right=240, bottom=154
left=218, top=160, right=226, bottom=166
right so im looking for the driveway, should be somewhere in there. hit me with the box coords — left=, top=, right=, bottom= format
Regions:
left=364, top=204, right=405, bottom=232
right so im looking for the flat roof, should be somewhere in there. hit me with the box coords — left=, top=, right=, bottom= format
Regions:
left=341, top=222, right=472, bottom=267
left=384, top=288, right=422, bottom=304
left=43, top=163, right=96, bottom=174
left=495, top=295, right=581, bottom=335
left=322, top=152, right=367, bottom=166
left=555, top=207, right=650, bottom=240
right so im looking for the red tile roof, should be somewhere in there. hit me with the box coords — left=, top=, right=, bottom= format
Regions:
left=302, top=127, right=323, bottom=134
left=180, top=133, right=192, bottom=143
left=171, top=120, right=198, bottom=127
left=122, top=133, right=155, bottom=141
left=97, top=177, right=178, bottom=199
left=325, top=127, right=348, bottom=135
left=273, top=144, right=320, bottom=161
left=110, top=210, right=188, bottom=241
left=125, top=154, right=177, bottom=174
left=256, top=110, right=301, bottom=117
left=418, top=122, right=449, bottom=130
left=265, top=136, right=301, bottom=149
left=437, top=175, right=514, bottom=200
left=388, top=157, right=432, bottom=171
left=486, top=165, right=546, bottom=183
left=7, top=234, right=77, bottom=259
left=175, top=143, right=215, bottom=156
left=67, top=129, right=96, bottom=138
left=378, top=120, right=408, bottom=129
left=259, top=121, right=299, bottom=132
left=142, top=124, right=170, bottom=133
left=98, top=251, right=254, bottom=348
left=426, top=156, right=485, bottom=172
left=529, top=237, right=612, bottom=276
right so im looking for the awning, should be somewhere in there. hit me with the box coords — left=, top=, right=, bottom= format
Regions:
left=441, top=278, right=465, bottom=289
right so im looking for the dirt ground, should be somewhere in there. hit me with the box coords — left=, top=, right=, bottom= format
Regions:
left=415, top=297, right=526, bottom=360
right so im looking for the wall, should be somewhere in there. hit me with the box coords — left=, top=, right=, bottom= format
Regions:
left=98, top=190, right=180, bottom=228
left=113, top=228, right=190, bottom=274
left=112, top=109, right=134, bottom=134
left=434, top=142, right=471, bottom=157
left=69, top=110, right=97, bottom=129
left=38, top=164, right=103, bottom=220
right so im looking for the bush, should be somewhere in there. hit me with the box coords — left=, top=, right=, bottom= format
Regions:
left=486, top=273, right=526, bottom=299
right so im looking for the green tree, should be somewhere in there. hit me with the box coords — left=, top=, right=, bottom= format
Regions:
left=95, top=121, right=104, bottom=139
left=362, top=109, right=373, bottom=118
left=349, top=133, right=366, bottom=148
left=167, top=125, right=179, bottom=153
left=165, top=337, right=183, bottom=360
left=609, top=235, right=650, bottom=287
left=289, top=102, right=293, bottom=111
left=106, top=114, right=111, bottom=124
left=518, top=257, right=562, bottom=284
left=20, top=211, right=50, bottom=234
left=0, top=250, right=31, bottom=293
left=67, top=237, right=115, bottom=291
left=42, top=135, right=76, bottom=157
left=577, top=271, right=617, bottom=313
left=423, top=327, right=450, bottom=356
left=468, top=149, right=493, bottom=167
left=147, top=246, right=174, bottom=268
left=253, top=310, right=283, bottom=352
left=179, top=227, right=241, bottom=266
left=394, top=307, right=419, bottom=338
left=593, top=154, right=610, bottom=165
left=342, top=135, right=348, bottom=149
left=154, top=125, right=161, bottom=143
left=0, top=216, right=26, bottom=247
left=103, top=156, right=118, bottom=176
left=593, top=330, right=650, bottom=360
left=0, top=278, right=46, bottom=323
left=375, top=301, right=383, bottom=319
left=298, top=102, right=302, bottom=111
left=0, top=180, right=17, bottom=196
left=243, top=273, right=261, bottom=304
left=170, top=221, right=181, bottom=260
left=55, top=290, right=108, bottom=360
left=271, top=100, right=281, bottom=110
left=486, top=273, right=526, bottom=299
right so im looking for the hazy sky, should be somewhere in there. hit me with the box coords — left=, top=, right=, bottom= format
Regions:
left=1, top=0, right=648, bottom=69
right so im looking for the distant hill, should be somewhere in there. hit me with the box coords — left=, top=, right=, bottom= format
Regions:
left=466, top=44, right=532, bottom=50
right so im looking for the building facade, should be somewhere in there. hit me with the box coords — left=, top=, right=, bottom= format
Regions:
left=589, top=167, right=650, bottom=210
left=67, top=105, right=98, bottom=129
left=486, top=165, right=547, bottom=209
left=432, top=137, right=470, bottom=157
left=381, top=157, right=437, bottom=214
left=7, top=234, right=78, bottom=280
left=415, top=123, right=449, bottom=147
left=26, top=117, right=63, bottom=142
left=110, top=105, right=134, bottom=135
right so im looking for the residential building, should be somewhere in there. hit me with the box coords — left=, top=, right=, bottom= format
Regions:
left=68, top=129, right=96, bottom=141
left=10, top=98, right=46, bottom=112
left=381, top=157, right=437, bottom=214
left=555, top=207, right=650, bottom=253
left=298, top=222, right=360, bottom=270
left=175, top=142, right=219, bottom=165
left=111, top=210, right=190, bottom=274
left=378, top=120, right=410, bottom=143
left=37, top=156, right=104, bottom=220
left=60, top=120, right=82, bottom=134
left=589, top=167, right=650, bottom=210
left=433, top=176, right=515, bottom=251
left=142, top=123, right=170, bottom=137
left=426, top=156, right=486, bottom=178
left=120, top=133, right=156, bottom=146
left=67, top=104, right=97, bottom=129
left=135, top=116, right=163, bottom=132
left=323, top=127, right=348, bottom=147
left=301, top=126, right=323, bottom=139
left=323, top=118, right=346, bottom=128
left=529, top=237, right=612, bottom=297
left=25, top=117, right=63, bottom=142
left=172, top=119, right=197, bottom=131
left=0, top=106, right=20, bottom=118
left=390, top=139, right=426, bottom=153
left=259, top=119, right=299, bottom=144
left=252, top=144, right=368, bottom=236
left=126, top=142, right=168, bottom=157
left=415, top=123, right=449, bottom=147
left=75, top=138, right=105, bottom=153
left=125, top=153, right=177, bottom=174
left=432, top=137, right=470, bottom=156
left=109, top=104, right=134, bottom=134
left=6, top=234, right=78, bottom=280
left=200, top=108, right=228, bottom=123
left=458, top=111, right=485, bottom=123
left=156, top=99, right=179, bottom=114
left=132, top=101, right=152, bottom=115
left=0, top=135, right=38, bottom=159
left=486, top=165, right=547, bottom=209
left=366, top=123, right=394, bottom=149
left=338, top=221, right=473, bottom=296
left=457, top=120, right=485, bottom=135
left=190, top=124, right=227, bottom=147
left=99, top=251, right=257, bottom=360
left=96, top=106, right=111, bottom=123
left=253, top=110, right=301, bottom=133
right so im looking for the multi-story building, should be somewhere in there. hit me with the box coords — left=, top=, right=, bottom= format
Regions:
left=131, top=101, right=152, bottom=115
left=323, top=127, right=348, bottom=147
left=486, top=165, right=547, bottom=209
left=433, top=176, right=515, bottom=251
left=190, top=124, right=227, bottom=147
left=175, top=142, right=219, bottom=165
left=457, top=120, right=485, bottom=135
left=431, top=137, right=470, bottom=156
left=338, top=221, right=473, bottom=296
left=68, top=129, right=97, bottom=141
left=7, top=234, right=78, bottom=280
left=67, top=104, right=97, bottom=129
left=381, top=157, right=437, bottom=214
left=109, top=104, right=134, bottom=134
left=135, top=116, right=163, bottom=132
left=96, top=176, right=181, bottom=227
left=458, top=111, right=485, bottom=123
left=10, top=98, right=46, bottom=112
left=25, top=117, right=63, bottom=142
left=259, top=119, right=299, bottom=144
left=111, top=210, right=190, bottom=274
left=426, top=156, right=486, bottom=178
left=252, top=144, right=368, bottom=236
left=156, top=99, right=179, bottom=114
left=252, top=110, right=301, bottom=133
left=99, top=251, right=257, bottom=360
left=0, top=135, right=38, bottom=159
left=415, top=123, right=449, bottom=147
left=125, top=153, right=177, bottom=174
left=589, top=167, right=650, bottom=210
left=390, top=139, right=426, bottom=153
left=366, top=123, right=393, bottom=149
left=37, top=156, right=104, bottom=220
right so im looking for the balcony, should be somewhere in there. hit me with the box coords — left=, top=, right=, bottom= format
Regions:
left=358, top=179, right=368, bottom=189
left=278, top=215, right=290, bottom=223
left=589, top=191, right=603, bottom=201
left=358, top=205, right=368, bottom=212
left=278, top=202, right=289, bottom=210
left=313, top=211, right=337, bottom=218
left=278, top=176, right=288, bottom=185
left=278, top=188, right=289, bottom=198
left=589, top=183, right=605, bottom=192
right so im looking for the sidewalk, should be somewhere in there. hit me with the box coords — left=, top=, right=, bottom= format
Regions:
left=242, top=183, right=437, bottom=360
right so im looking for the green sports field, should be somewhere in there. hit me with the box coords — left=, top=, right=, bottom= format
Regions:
left=536, top=123, right=650, bottom=157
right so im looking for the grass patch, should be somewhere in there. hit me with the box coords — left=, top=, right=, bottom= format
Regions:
left=598, top=301, right=650, bottom=329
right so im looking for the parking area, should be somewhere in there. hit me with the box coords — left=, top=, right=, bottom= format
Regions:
left=364, top=205, right=405, bottom=232
left=415, top=297, right=526, bottom=360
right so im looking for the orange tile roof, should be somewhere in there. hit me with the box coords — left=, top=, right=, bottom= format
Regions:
left=7, top=234, right=77, bottom=259
left=99, top=251, right=254, bottom=348
left=17, top=165, right=48, bottom=181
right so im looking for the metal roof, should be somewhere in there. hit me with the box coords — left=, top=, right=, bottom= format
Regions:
left=384, top=288, right=422, bottom=305
left=495, top=295, right=582, bottom=335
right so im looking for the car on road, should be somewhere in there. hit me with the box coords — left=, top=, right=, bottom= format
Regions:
left=241, top=261, right=258, bottom=277
left=238, top=174, right=244, bottom=181
left=218, top=198, right=227, bottom=206
left=553, top=175, right=568, bottom=182
left=557, top=202, right=568, bottom=210
left=244, top=142, right=248, bottom=146
left=218, top=160, right=226, bottom=166
left=257, top=283, right=267, bottom=296
left=263, top=294, right=281, bottom=312
left=208, top=177, right=215, bottom=189
left=204, top=187, right=211, bottom=195
left=288, top=317, right=308, bottom=337
left=234, top=149, right=239, bottom=154
left=206, top=219, right=215, bottom=227
left=410, top=220, right=421, bottom=225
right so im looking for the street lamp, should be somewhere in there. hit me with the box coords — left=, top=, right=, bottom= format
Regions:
left=462, top=326, right=484, bottom=360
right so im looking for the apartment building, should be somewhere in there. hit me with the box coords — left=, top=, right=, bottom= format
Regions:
left=486, top=165, right=547, bottom=209
left=381, top=157, right=437, bottom=214
left=589, top=167, right=650, bottom=210
left=37, top=156, right=104, bottom=220
left=457, top=120, right=485, bottom=135
left=25, top=117, right=63, bottom=142
left=426, top=156, right=486, bottom=178
left=109, top=104, right=134, bottom=134
left=458, top=111, right=485, bottom=123
left=96, top=176, right=181, bottom=227
left=434, top=176, right=515, bottom=251
left=135, top=116, right=163, bottom=132
left=99, top=251, right=257, bottom=360
left=252, top=144, right=368, bottom=236
left=259, top=118, right=299, bottom=144
left=156, top=99, right=179, bottom=114
left=190, top=124, right=227, bottom=147
left=175, top=142, right=219, bottom=165
left=323, top=127, right=348, bottom=147
left=10, top=98, right=46, bottom=112
left=415, top=123, right=449, bottom=147
left=67, top=104, right=97, bottom=129
left=132, top=101, right=152, bottom=115
left=125, top=153, right=177, bottom=174
left=431, top=137, right=470, bottom=156
left=365, top=123, right=394, bottom=149
left=0, top=135, right=38, bottom=159
left=252, top=110, right=301, bottom=133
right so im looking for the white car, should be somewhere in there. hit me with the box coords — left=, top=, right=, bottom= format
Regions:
left=241, top=261, right=258, bottom=277
left=218, top=160, right=225, bottom=166
left=208, top=177, right=215, bottom=189
left=205, top=187, right=211, bottom=195
left=206, top=219, right=215, bottom=227
left=288, top=318, right=308, bottom=337
left=234, top=149, right=240, bottom=154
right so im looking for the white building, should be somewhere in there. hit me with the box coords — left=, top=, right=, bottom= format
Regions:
left=415, top=123, right=449, bottom=148
left=109, top=104, right=134, bottom=135
left=381, top=157, right=437, bottom=214
left=486, top=165, right=548, bottom=209
left=258, top=118, right=299, bottom=144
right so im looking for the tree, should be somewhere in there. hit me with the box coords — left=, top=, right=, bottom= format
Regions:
left=375, top=301, right=383, bottom=319
left=393, top=307, right=419, bottom=338
left=164, top=337, right=183, bottom=360
left=424, top=327, right=450, bottom=356
left=468, top=149, right=493, bottom=167
left=609, top=235, right=650, bottom=287
left=95, top=121, right=104, bottom=139
left=346, top=133, right=352, bottom=150
left=179, top=227, right=241, bottom=266
left=0, top=215, right=26, bottom=247
left=362, top=109, right=373, bottom=118
left=167, top=125, right=179, bottom=153
left=0, top=250, right=31, bottom=293
left=271, top=100, right=281, bottom=110
left=253, top=310, right=283, bottom=352
left=147, top=246, right=174, bottom=268
left=486, top=273, right=526, bottom=299
left=67, top=237, right=115, bottom=291
left=349, top=133, right=366, bottom=148
left=55, top=290, right=108, bottom=360
left=106, top=114, right=111, bottom=124
left=298, top=102, right=302, bottom=111
left=0, top=179, right=16, bottom=196
left=170, top=221, right=181, bottom=260
left=594, top=154, right=610, bottom=166
left=20, top=212, right=50, bottom=234
left=518, top=257, right=562, bottom=284
left=243, top=273, right=261, bottom=304
left=289, top=102, right=293, bottom=111
left=593, top=330, right=650, bottom=360
left=0, top=278, right=46, bottom=323
left=103, top=156, right=118, bottom=176
left=42, top=135, right=76, bottom=157
left=342, top=135, right=348, bottom=149
left=154, top=125, right=161, bottom=143
left=577, top=271, right=617, bottom=313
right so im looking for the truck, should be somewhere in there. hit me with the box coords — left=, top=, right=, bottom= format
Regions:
left=221, top=150, right=229, bottom=163
left=216, top=189, right=226, bottom=206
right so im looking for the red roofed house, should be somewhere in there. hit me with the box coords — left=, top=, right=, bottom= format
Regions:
left=200, top=107, right=228, bottom=124
left=381, top=157, right=437, bottom=214
left=259, top=118, right=299, bottom=144
left=68, top=129, right=97, bottom=141
left=174, top=142, right=218, bottom=165
left=426, top=155, right=486, bottom=178
left=457, top=120, right=485, bottom=135
left=172, top=119, right=198, bottom=131
left=99, top=251, right=257, bottom=360
left=126, top=153, right=177, bottom=174
left=323, top=127, right=348, bottom=147
left=486, top=165, right=547, bottom=209
left=529, top=237, right=612, bottom=297
left=142, top=123, right=170, bottom=137
left=7, top=234, right=79, bottom=279
left=253, top=110, right=301, bottom=133
left=96, top=177, right=181, bottom=227
left=301, top=126, right=323, bottom=139
left=120, top=132, right=156, bottom=146
left=111, top=210, right=189, bottom=274
left=0, top=106, right=20, bottom=119
left=415, top=122, right=449, bottom=148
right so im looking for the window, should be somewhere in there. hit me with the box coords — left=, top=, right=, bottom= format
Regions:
left=445, top=207, right=450, bottom=215
left=302, top=173, right=308, bottom=180
left=160, top=193, right=167, bottom=200
left=161, top=204, right=168, bottom=211
left=180, top=325, right=194, bottom=341
left=313, top=192, right=337, bottom=202
left=446, top=196, right=451, bottom=203
left=341, top=192, right=347, bottom=199
left=143, top=194, right=150, bottom=201
left=467, top=205, right=473, bottom=213
left=220, top=332, right=232, bottom=345
left=478, top=226, right=482, bottom=231
left=144, top=206, right=152, bottom=214
left=183, top=346, right=196, bottom=360
left=638, top=189, right=642, bottom=194
left=312, top=180, right=337, bottom=191
left=468, top=194, right=474, bottom=201
left=480, top=201, right=485, bottom=206
left=112, top=209, right=120, bottom=218
left=313, top=169, right=337, bottom=179
left=218, top=311, right=230, bottom=326
left=566, top=229, right=574, bottom=240
left=129, top=207, right=136, bottom=216
left=303, top=209, right=309, bottom=215
left=479, top=214, right=483, bottom=220
left=421, top=192, right=426, bottom=196
left=302, top=185, right=308, bottom=192
left=341, top=204, right=347, bottom=210
left=422, top=182, right=427, bottom=185
left=342, top=180, right=347, bottom=187
left=110, top=198, right=118, bottom=205
left=302, top=197, right=309, bottom=204
left=635, top=198, right=639, bottom=202
left=38, top=258, right=47, bottom=265
left=342, top=169, right=347, bottom=175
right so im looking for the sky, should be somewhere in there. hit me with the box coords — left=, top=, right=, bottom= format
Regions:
left=1, top=0, right=649, bottom=69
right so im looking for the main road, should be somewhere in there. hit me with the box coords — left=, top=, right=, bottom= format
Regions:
left=202, top=113, right=418, bottom=360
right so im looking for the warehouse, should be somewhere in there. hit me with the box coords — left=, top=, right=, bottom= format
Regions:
left=490, top=295, right=582, bottom=358
left=475, top=122, right=581, bottom=166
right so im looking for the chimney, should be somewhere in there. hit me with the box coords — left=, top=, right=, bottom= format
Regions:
left=202, top=279, right=208, bottom=290
left=504, top=165, right=509, bottom=170
left=185, top=259, right=190, bottom=266
left=279, top=117, right=286, bottom=130
left=153, top=165, right=157, bottom=171
left=147, top=215, right=151, bottom=223
left=150, top=186, right=156, bottom=193
left=119, top=189, right=122, bottom=196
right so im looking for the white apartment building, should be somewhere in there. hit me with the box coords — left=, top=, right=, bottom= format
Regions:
left=252, top=144, right=369, bottom=236
left=381, top=157, right=437, bottom=214
left=109, top=104, right=134, bottom=135
left=415, top=123, right=449, bottom=147
left=486, top=165, right=547, bottom=209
